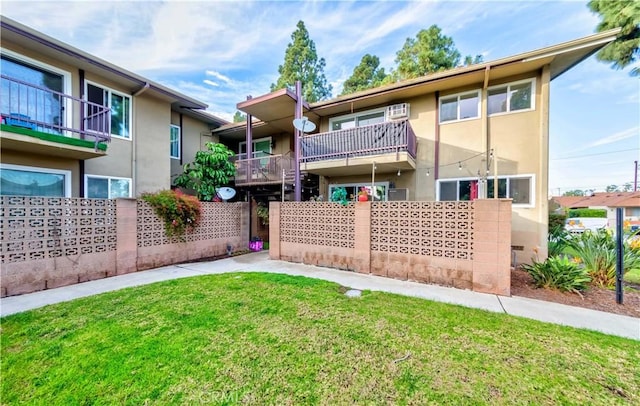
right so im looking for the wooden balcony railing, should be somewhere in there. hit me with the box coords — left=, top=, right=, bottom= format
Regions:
left=300, top=119, right=417, bottom=163
left=233, top=153, right=295, bottom=186
left=1, top=74, right=111, bottom=150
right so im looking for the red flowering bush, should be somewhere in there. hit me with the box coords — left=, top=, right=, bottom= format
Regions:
left=142, top=190, right=201, bottom=238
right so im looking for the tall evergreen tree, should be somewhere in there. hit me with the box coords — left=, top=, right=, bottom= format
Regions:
left=340, top=54, right=387, bottom=95
left=395, top=25, right=461, bottom=80
left=232, top=111, right=246, bottom=123
left=588, top=0, right=640, bottom=76
left=271, top=21, right=332, bottom=102
left=463, top=54, right=484, bottom=66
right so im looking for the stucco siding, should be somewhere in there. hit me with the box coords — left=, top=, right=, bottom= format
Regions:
left=134, top=95, right=171, bottom=195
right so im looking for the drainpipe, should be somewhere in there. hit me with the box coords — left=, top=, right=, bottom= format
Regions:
left=294, top=81, right=302, bottom=202
left=482, top=66, right=491, bottom=199
left=434, top=91, right=440, bottom=182
left=133, top=82, right=150, bottom=97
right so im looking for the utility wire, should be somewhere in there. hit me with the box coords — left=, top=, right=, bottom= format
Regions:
left=551, top=148, right=639, bottom=161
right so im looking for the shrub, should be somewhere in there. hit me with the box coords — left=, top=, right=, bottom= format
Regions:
left=548, top=227, right=570, bottom=258
left=568, top=208, right=606, bottom=218
left=549, top=213, right=567, bottom=234
left=565, top=229, right=640, bottom=287
left=142, top=190, right=201, bottom=238
left=521, top=256, right=590, bottom=294
left=330, top=187, right=349, bottom=206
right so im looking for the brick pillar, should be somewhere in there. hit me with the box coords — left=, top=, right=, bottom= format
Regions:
left=269, top=202, right=281, bottom=260
left=472, top=199, right=511, bottom=295
left=353, top=201, right=371, bottom=273
left=116, top=198, right=138, bottom=275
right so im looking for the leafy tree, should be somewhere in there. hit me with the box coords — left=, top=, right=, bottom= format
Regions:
left=463, top=54, right=484, bottom=66
left=173, top=142, right=236, bottom=201
left=340, top=54, right=387, bottom=95
left=588, top=0, right=640, bottom=76
left=395, top=25, right=461, bottom=80
left=271, top=20, right=332, bottom=102
left=233, top=111, right=246, bottom=123
left=605, top=184, right=619, bottom=192
left=563, top=190, right=585, bottom=196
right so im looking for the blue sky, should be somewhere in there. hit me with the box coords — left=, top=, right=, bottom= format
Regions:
left=3, top=0, right=638, bottom=194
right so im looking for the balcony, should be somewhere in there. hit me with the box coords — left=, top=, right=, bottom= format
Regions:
left=233, top=152, right=295, bottom=186
left=300, top=119, right=417, bottom=176
left=1, top=74, right=110, bottom=160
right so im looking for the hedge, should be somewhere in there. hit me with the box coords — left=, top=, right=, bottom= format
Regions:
left=568, top=208, right=607, bottom=218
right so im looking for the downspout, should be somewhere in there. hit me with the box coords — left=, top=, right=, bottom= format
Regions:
left=434, top=91, right=440, bottom=182
left=79, top=69, right=85, bottom=197
left=179, top=113, right=183, bottom=166
left=133, top=82, right=150, bottom=97
left=132, top=83, right=149, bottom=196
left=481, top=66, right=491, bottom=199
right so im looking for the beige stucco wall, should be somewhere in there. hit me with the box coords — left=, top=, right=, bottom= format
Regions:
left=170, top=114, right=213, bottom=183
left=134, top=95, right=171, bottom=195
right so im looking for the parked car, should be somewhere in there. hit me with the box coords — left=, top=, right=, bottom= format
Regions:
left=564, top=217, right=608, bottom=233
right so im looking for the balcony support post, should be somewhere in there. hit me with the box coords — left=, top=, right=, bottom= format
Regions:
left=294, top=80, right=302, bottom=202
left=245, top=95, right=253, bottom=169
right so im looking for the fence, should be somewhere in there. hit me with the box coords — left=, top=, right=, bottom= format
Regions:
left=1, top=196, right=249, bottom=297
left=269, top=200, right=511, bottom=295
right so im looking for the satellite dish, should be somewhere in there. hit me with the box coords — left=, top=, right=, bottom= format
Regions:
left=216, top=187, right=236, bottom=202
left=292, top=117, right=316, bottom=133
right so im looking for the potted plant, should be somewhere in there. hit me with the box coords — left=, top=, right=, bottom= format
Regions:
left=358, top=187, right=369, bottom=202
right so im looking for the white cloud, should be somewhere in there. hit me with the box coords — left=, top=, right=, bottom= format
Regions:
left=206, top=70, right=231, bottom=83
left=583, top=127, right=640, bottom=149
left=203, top=79, right=219, bottom=87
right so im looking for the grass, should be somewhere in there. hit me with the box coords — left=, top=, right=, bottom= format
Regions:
left=2, top=273, right=639, bottom=405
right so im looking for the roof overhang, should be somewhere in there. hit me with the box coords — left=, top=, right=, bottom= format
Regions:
left=0, top=16, right=209, bottom=110
left=310, top=28, right=621, bottom=117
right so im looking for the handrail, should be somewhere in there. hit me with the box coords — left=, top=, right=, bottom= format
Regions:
left=234, top=154, right=295, bottom=185
left=300, top=119, right=417, bottom=162
left=1, top=74, right=111, bottom=150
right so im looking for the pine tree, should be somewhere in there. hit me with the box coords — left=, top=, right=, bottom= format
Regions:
left=271, top=21, right=332, bottom=102
left=395, top=25, right=461, bottom=80
left=340, top=54, right=387, bottom=95
left=588, top=0, right=640, bottom=76
left=232, top=111, right=246, bottom=123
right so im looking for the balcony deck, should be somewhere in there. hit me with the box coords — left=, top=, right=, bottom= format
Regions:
left=233, top=153, right=294, bottom=186
left=1, top=75, right=110, bottom=159
left=300, top=119, right=417, bottom=176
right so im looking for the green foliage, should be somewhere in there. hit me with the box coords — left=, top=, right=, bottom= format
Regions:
left=548, top=226, right=570, bottom=258
left=395, top=25, right=462, bottom=80
left=562, top=189, right=586, bottom=196
left=141, top=190, right=201, bottom=238
left=521, top=256, right=591, bottom=294
left=173, top=142, right=236, bottom=201
left=568, top=208, right=607, bottom=218
left=549, top=213, right=567, bottom=234
left=330, top=187, right=349, bottom=206
left=606, top=183, right=634, bottom=192
left=463, top=54, right=484, bottom=66
left=588, top=0, right=640, bottom=76
left=271, top=20, right=332, bottom=102
left=233, top=111, right=246, bottom=123
left=340, top=54, right=387, bottom=95
left=256, top=203, right=269, bottom=225
left=565, top=229, right=640, bottom=287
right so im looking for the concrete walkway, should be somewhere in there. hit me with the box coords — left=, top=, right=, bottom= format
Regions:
left=2, top=252, right=638, bottom=340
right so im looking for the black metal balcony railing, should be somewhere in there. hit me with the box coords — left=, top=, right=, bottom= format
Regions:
left=300, top=119, right=417, bottom=163
left=1, top=75, right=111, bottom=150
left=233, top=152, right=295, bottom=186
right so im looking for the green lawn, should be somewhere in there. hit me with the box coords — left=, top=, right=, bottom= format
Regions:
left=2, top=273, right=638, bottom=405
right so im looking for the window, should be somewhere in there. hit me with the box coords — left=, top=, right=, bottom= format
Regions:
left=488, top=79, right=535, bottom=115
left=328, top=182, right=389, bottom=201
left=329, top=108, right=386, bottom=131
left=239, top=138, right=271, bottom=158
left=1, top=49, right=72, bottom=134
left=0, top=164, right=71, bottom=197
left=170, top=125, right=180, bottom=159
left=86, top=82, right=131, bottom=139
left=439, top=91, right=480, bottom=123
left=85, top=175, right=131, bottom=198
left=437, top=175, right=534, bottom=206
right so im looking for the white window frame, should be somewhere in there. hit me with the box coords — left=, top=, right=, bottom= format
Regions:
left=328, top=107, right=387, bottom=131
left=0, top=163, right=72, bottom=197
left=487, top=78, right=536, bottom=116
left=84, top=174, right=132, bottom=199
left=1, top=48, right=73, bottom=135
left=439, top=90, right=481, bottom=124
left=170, top=124, right=181, bottom=159
left=85, top=80, right=132, bottom=140
left=436, top=174, right=535, bottom=208
left=328, top=181, right=390, bottom=201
